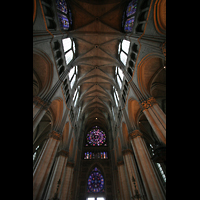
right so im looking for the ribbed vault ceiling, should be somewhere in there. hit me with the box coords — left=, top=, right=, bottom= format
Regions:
left=68, top=0, right=129, bottom=131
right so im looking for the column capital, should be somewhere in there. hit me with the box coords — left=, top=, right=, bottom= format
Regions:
left=129, top=130, right=143, bottom=139
left=122, top=149, right=133, bottom=156
left=33, top=96, right=50, bottom=110
left=49, top=130, right=62, bottom=141
left=140, top=97, right=157, bottom=110
left=117, top=160, right=124, bottom=166
left=57, top=149, right=69, bottom=157
left=66, top=161, right=74, bottom=168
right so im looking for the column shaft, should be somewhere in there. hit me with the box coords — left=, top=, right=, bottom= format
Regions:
left=117, top=161, right=130, bottom=200
left=33, top=131, right=61, bottom=200
left=60, top=163, right=74, bottom=200
left=130, top=131, right=165, bottom=200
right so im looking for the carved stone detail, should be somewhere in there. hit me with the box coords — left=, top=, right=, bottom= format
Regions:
left=66, top=161, right=74, bottom=168
left=141, top=97, right=157, bottom=110
left=129, top=130, right=143, bottom=139
left=57, top=150, right=69, bottom=157
left=122, top=149, right=133, bottom=156
left=49, top=130, right=61, bottom=141
left=117, top=160, right=124, bottom=166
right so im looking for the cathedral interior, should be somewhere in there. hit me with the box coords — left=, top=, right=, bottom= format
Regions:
left=33, top=0, right=166, bottom=199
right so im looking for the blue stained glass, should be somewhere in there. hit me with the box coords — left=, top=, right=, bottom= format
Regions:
left=124, top=16, right=135, bottom=32
left=126, top=0, right=137, bottom=17
left=58, top=13, right=69, bottom=30
left=56, top=0, right=67, bottom=14
left=87, top=167, right=105, bottom=193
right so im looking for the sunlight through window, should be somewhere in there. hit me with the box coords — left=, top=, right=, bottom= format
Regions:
left=62, top=38, right=71, bottom=52
left=122, top=40, right=130, bottom=54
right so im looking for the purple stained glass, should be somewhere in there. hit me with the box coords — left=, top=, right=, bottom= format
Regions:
left=126, top=0, right=137, bottom=17
left=124, top=16, right=135, bottom=32
left=56, top=0, right=67, bottom=14
left=87, top=167, right=105, bottom=193
left=57, top=13, right=69, bottom=30
left=86, top=127, right=106, bottom=146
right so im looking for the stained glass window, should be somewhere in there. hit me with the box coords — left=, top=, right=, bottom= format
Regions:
left=122, top=0, right=138, bottom=32
left=126, top=0, right=137, bottom=17
left=56, top=0, right=72, bottom=30
left=87, top=167, right=105, bottom=193
left=86, top=126, right=106, bottom=146
left=84, top=152, right=108, bottom=159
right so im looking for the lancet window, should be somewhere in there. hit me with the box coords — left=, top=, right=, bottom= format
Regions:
left=84, top=152, right=108, bottom=159
left=56, top=0, right=72, bottom=30
left=62, top=38, right=76, bottom=65
left=122, top=0, right=138, bottom=32
left=68, top=65, right=78, bottom=89
left=118, top=39, right=130, bottom=66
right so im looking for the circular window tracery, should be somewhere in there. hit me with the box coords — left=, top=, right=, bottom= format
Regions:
left=86, top=126, right=106, bottom=146
left=87, top=167, right=105, bottom=193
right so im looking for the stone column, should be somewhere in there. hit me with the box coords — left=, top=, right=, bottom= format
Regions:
left=141, top=97, right=166, bottom=145
left=33, top=96, right=50, bottom=132
left=117, top=160, right=130, bottom=200
left=122, top=149, right=145, bottom=200
left=33, top=131, right=61, bottom=200
left=129, top=130, right=165, bottom=200
left=46, top=150, right=69, bottom=199
left=59, top=162, right=74, bottom=200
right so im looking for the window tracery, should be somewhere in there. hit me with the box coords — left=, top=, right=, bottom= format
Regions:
left=122, top=0, right=138, bottom=32
left=56, top=0, right=72, bottom=30
left=87, top=167, right=105, bottom=193
left=62, top=38, right=76, bottom=66
left=86, top=126, right=107, bottom=147
left=118, top=40, right=130, bottom=66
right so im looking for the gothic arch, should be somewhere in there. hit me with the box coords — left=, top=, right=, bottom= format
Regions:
left=49, top=98, right=64, bottom=128
left=85, top=162, right=106, bottom=193
left=154, top=0, right=166, bottom=34
left=33, top=110, right=53, bottom=150
left=33, top=48, right=53, bottom=98
left=137, top=53, right=165, bottom=97
left=128, top=98, right=141, bottom=126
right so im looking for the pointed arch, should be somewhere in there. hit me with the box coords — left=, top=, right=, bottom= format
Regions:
left=33, top=48, right=53, bottom=98
left=128, top=98, right=141, bottom=126
left=137, top=53, right=165, bottom=97
left=49, top=98, right=63, bottom=128
left=85, top=162, right=106, bottom=194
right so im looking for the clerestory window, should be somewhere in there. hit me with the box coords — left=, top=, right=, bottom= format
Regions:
left=62, top=37, right=76, bottom=65
left=115, top=66, right=124, bottom=89
left=73, top=86, right=80, bottom=107
left=118, top=40, right=130, bottom=66
left=56, top=0, right=72, bottom=30
left=68, top=65, right=78, bottom=89
left=122, top=0, right=138, bottom=32
left=113, top=86, right=119, bottom=107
